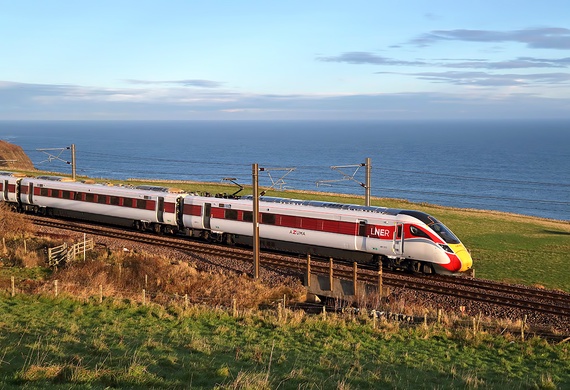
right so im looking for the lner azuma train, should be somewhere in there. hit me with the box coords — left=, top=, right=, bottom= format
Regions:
left=0, top=172, right=473, bottom=275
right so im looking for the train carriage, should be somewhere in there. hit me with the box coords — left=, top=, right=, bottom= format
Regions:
left=0, top=172, right=472, bottom=275
left=181, top=195, right=472, bottom=274
left=19, top=177, right=183, bottom=232
left=0, top=172, right=23, bottom=205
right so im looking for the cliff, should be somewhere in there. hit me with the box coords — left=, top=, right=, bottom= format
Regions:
left=0, top=140, right=36, bottom=171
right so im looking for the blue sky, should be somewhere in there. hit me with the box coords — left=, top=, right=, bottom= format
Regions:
left=1, top=0, right=570, bottom=120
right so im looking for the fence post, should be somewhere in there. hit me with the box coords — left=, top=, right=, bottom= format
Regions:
left=232, top=297, right=237, bottom=317
left=23, top=239, right=27, bottom=254
left=99, top=284, right=103, bottom=303
left=521, top=315, right=527, bottom=342
left=54, top=280, right=58, bottom=297
left=329, top=257, right=334, bottom=292
left=184, top=294, right=188, bottom=310
left=353, top=262, right=358, bottom=297
left=378, top=266, right=383, bottom=298
left=11, top=276, right=15, bottom=297
left=142, top=289, right=146, bottom=305
left=306, top=254, right=311, bottom=287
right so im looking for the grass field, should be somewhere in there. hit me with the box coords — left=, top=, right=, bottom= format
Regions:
left=0, top=295, right=568, bottom=389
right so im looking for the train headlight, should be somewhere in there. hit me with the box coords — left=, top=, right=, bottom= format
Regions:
left=438, top=244, right=453, bottom=253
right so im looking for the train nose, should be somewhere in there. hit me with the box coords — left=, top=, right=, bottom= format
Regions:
left=448, top=243, right=473, bottom=272
left=456, top=246, right=473, bottom=272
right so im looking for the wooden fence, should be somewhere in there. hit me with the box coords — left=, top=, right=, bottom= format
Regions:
left=48, top=238, right=94, bottom=267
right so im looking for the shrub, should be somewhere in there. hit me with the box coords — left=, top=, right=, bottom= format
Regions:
left=0, top=203, right=35, bottom=239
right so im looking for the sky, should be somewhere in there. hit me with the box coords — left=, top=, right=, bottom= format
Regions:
left=1, top=1, right=570, bottom=120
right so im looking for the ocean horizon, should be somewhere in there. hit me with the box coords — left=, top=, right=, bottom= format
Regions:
left=1, top=119, right=569, bottom=221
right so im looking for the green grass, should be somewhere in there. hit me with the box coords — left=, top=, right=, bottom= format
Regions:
left=0, top=295, right=568, bottom=389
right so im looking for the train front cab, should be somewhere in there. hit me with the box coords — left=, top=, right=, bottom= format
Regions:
left=398, top=211, right=473, bottom=274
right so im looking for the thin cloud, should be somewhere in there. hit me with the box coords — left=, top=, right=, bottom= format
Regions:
left=318, top=51, right=570, bottom=70
left=441, top=57, right=569, bottom=69
left=317, top=52, right=427, bottom=66
left=125, top=79, right=223, bottom=88
left=377, top=71, right=570, bottom=87
left=410, top=27, right=570, bottom=49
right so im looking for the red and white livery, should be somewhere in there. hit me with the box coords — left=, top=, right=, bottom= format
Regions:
left=0, top=172, right=473, bottom=275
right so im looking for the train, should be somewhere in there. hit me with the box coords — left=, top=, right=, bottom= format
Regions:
left=0, top=172, right=473, bottom=275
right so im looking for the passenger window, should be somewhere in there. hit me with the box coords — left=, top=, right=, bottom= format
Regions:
left=225, top=209, right=238, bottom=220
left=262, top=213, right=276, bottom=225
left=242, top=211, right=253, bottom=222
left=358, top=220, right=367, bottom=236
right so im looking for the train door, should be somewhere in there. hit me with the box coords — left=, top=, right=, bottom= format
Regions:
left=355, top=219, right=367, bottom=250
left=392, top=223, right=405, bottom=256
left=28, top=183, right=34, bottom=204
left=157, top=197, right=164, bottom=223
left=203, top=203, right=211, bottom=229
left=2, top=180, right=7, bottom=201
left=176, top=197, right=184, bottom=228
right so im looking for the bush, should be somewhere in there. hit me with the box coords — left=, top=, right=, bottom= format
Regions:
left=0, top=203, right=35, bottom=239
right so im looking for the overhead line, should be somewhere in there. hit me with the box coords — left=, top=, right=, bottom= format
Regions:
left=57, top=150, right=570, bottom=189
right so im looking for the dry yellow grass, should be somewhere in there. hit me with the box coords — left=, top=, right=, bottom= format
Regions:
left=41, top=250, right=306, bottom=308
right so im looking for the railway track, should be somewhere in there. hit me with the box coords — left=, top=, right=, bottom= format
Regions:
left=32, top=216, right=570, bottom=321
left=306, top=259, right=570, bottom=318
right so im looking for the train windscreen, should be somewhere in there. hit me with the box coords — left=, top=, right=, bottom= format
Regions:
left=430, top=223, right=460, bottom=244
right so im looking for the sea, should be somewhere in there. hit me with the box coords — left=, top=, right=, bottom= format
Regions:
left=0, top=120, right=569, bottom=222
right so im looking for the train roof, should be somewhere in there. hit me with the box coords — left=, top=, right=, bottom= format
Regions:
left=241, top=195, right=402, bottom=216
left=135, top=185, right=185, bottom=194
left=0, top=171, right=26, bottom=178
left=36, top=175, right=75, bottom=182
left=22, top=176, right=185, bottom=198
